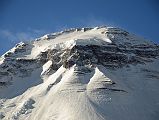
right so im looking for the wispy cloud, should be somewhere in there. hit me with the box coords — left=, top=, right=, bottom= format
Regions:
left=0, top=28, right=47, bottom=43
left=0, top=30, right=16, bottom=42
left=75, top=15, right=118, bottom=28
left=27, top=27, right=47, bottom=35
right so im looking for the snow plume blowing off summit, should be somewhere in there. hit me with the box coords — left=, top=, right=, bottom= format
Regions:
left=0, top=26, right=159, bottom=120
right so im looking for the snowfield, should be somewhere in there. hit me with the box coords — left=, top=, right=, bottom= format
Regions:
left=0, top=26, right=159, bottom=120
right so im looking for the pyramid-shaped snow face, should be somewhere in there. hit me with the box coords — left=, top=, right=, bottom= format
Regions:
left=0, top=26, right=159, bottom=120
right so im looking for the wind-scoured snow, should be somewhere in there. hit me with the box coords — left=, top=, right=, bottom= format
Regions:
left=0, top=26, right=159, bottom=120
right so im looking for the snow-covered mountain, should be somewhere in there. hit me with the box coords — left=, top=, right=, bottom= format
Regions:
left=0, top=26, right=159, bottom=120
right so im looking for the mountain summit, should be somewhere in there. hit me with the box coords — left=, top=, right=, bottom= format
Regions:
left=0, top=26, right=159, bottom=120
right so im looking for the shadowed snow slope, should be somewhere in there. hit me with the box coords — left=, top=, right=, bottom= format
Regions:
left=0, top=26, right=159, bottom=120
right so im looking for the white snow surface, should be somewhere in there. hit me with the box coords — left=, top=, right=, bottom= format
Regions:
left=0, top=26, right=159, bottom=120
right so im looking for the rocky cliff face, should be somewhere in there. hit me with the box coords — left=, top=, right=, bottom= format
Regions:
left=1, top=37, right=158, bottom=86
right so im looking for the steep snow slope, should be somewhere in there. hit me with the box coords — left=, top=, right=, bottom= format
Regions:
left=0, top=26, right=159, bottom=120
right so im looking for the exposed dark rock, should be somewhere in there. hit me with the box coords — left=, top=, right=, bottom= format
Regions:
left=36, top=43, right=159, bottom=69
left=1, top=40, right=159, bottom=86
left=4, top=52, right=13, bottom=58
left=95, top=87, right=127, bottom=93
left=0, top=112, right=5, bottom=119
left=63, top=60, right=75, bottom=68
left=0, top=82, right=7, bottom=86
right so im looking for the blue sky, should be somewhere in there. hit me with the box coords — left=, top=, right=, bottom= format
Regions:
left=0, top=0, right=159, bottom=55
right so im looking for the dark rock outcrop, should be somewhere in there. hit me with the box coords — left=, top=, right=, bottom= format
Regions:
left=38, top=43, right=159, bottom=69
left=0, top=39, right=159, bottom=86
